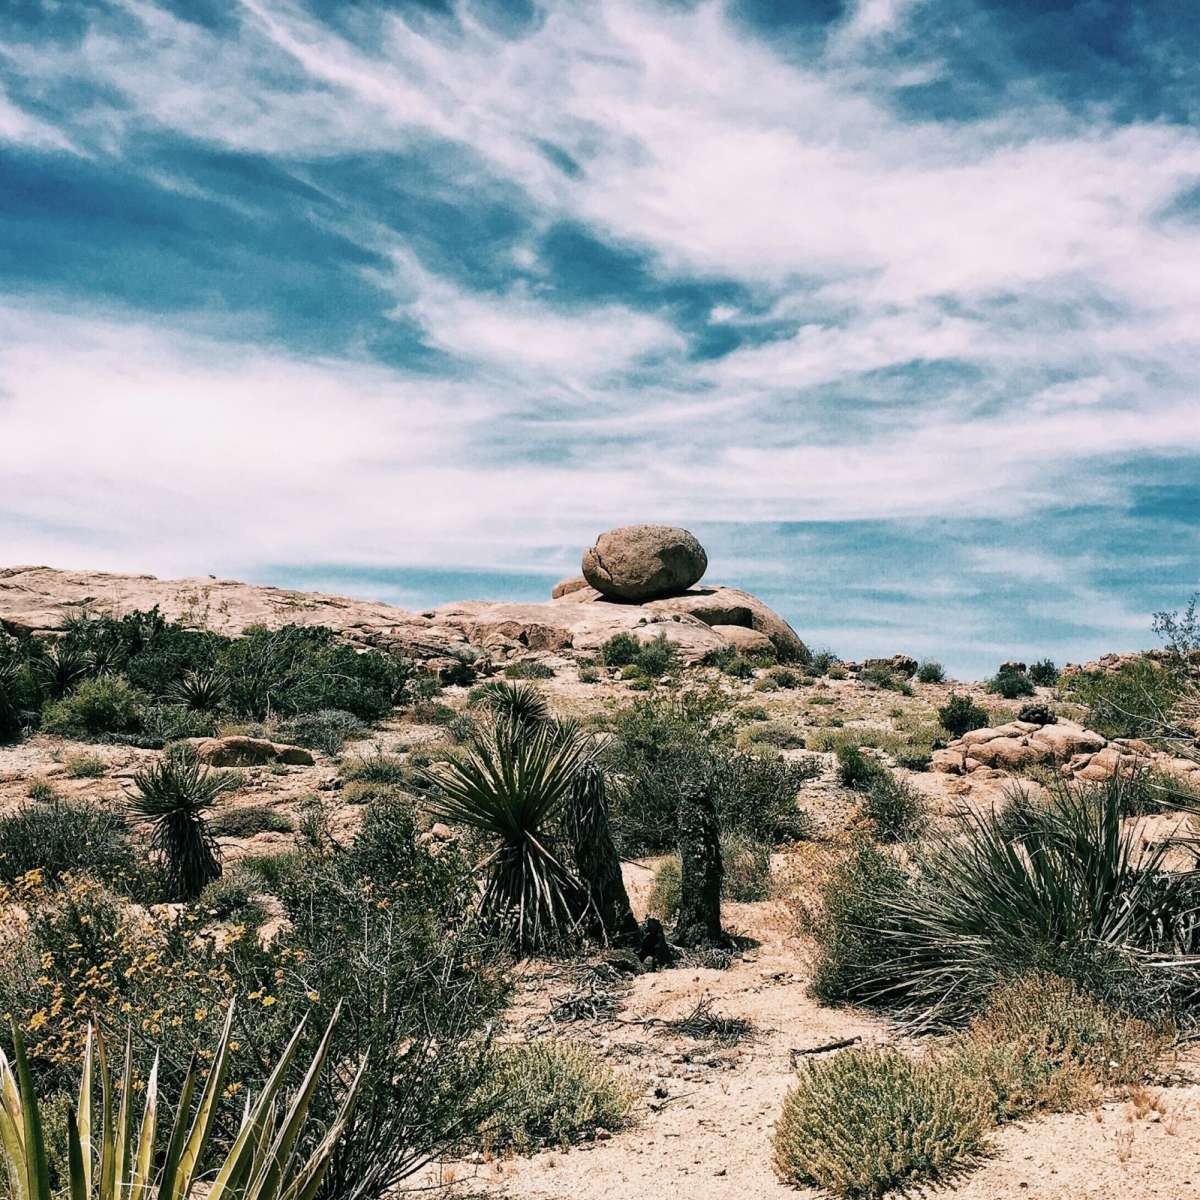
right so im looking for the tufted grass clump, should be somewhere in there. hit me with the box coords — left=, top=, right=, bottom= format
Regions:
left=861, top=771, right=926, bottom=843
left=279, top=707, right=366, bottom=754
left=64, top=751, right=107, bottom=778
left=478, top=1040, right=638, bottom=1153
left=209, top=802, right=295, bottom=838
left=504, top=659, right=556, bottom=679
left=773, top=1047, right=988, bottom=1197
left=26, top=777, right=56, bottom=802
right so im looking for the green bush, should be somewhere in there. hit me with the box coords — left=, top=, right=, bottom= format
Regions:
left=767, top=666, right=803, bottom=688
left=41, top=674, right=145, bottom=739
left=1028, top=659, right=1059, bottom=686
left=987, top=667, right=1035, bottom=700
left=197, top=869, right=269, bottom=924
left=1017, top=701, right=1055, bottom=725
left=599, top=633, right=641, bottom=668
left=647, top=855, right=681, bottom=922
left=745, top=720, right=807, bottom=749
left=63, top=752, right=106, bottom=778
left=26, top=778, right=56, bottom=802
left=862, top=772, right=926, bottom=842
left=607, top=695, right=818, bottom=852
left=634, top=633, right=679, bottom=678
left=862, top=666, right=912, bottom=695
left=209, top=803, right=295, bottom=838
left=342, top=749, right=409, bottom=785
left=478, top=1041, right=637, bottom=1152
left=578, top=666, right=601, bottom=684
left=836, top=743, right=884, bottom=791
left=1065, top=656, right=1181, bottom=739
left=279, top=708, right=367, bottom=754
left=722, top=832, right=772, bottom=900
left=0, top=799, right=146, bottom=891
left=504, top=660, right=555, bottom=679
left=937, top=693, right=989, bottom=738
left=916, top=660, right=946, bottom=684
left=773, top=1048, right=988, bottom=1198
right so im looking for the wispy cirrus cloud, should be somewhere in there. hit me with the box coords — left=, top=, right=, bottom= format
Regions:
left=1, top=0, right=1197, bottom=674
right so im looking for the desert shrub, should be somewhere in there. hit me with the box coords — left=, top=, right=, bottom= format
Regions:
left=802, top=839, right=911, bottom=1006
left=607, top=695, right=818, bottom=852
left=0, top=799, right=144, bottom=891
left=130, top=701, right=218, bottom=747
left=987, top=667, right=1035, bottom=700
left=31, top=641, right=91, bottom=699
left=599, top=633, right=641, bottom=668
left=197, top=869, right=269, bottom=924
left=63, top=752, right=106, bottom=778
left=648, top=855, right=682, bottom=921
left=635, top=633, right=679, bottom=678
left=504, top=659, right=555, bottom=679
left=220, top=625, right=411, bottom=721
left=129, top=747, right=234, bottom=900
left=41, top=674, right=145, bottom=739
left=478, top=1041, right=637, bottom=1153
left=745, top=720, right=806, bottom=749
left=894, top=749, right=933, bottom=772
left=836, top=743, right=884, bottom=790
left=279, top=707, right=367, bottom=754
left=1065, top=656, right=1181, bottom=739
left=1029, top=659, right=1059, bottom=686
left=916, top=660, right=946, bottom=684
left=578, top=666, right=601, bottom=684
left=862, top=666, right=912, bottom=695
left=806, top=649, right=840, bottom=676
left=722, top=832, right=772, bottom=900
left=342, top=748, right=409, bottom=785
left=26, top=777, right=56, bottom=801
left=209, top=803, right=295, bottom=838
left=1017, top=701, right=1055, bottom=725
left=0, top=654, right=39, bottom=741
left=767, top=666, right=802, bottom=688
left=862, top=772, right=926, bottom=842
left=469, top=679, right=551, bottom=730
left=772, top=1047, right=988, bottom=1198
left=937, top=693, right=989, bottom=738
left=172, top=667, right=229, bottom=711
left=953, top=974, right=1171, bottom=1122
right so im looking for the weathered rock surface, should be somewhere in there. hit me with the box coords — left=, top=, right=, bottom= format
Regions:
left=550, top=575, right=591, bottom=599
left=581, top=525, right=707, bottom=602
left=186, top=736, right=314, bottom=767
left=0, top=565, right=806, bottom=666
left=932, top=717, right=1200, bottom=785
left=709, top=625, right=775, bottom=656
left=861, top=654, right=919, bottom=679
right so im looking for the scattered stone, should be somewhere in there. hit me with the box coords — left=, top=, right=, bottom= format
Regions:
left=582, top=524, right=707, bottom=602
left=186, top=736, right=314, bottom=768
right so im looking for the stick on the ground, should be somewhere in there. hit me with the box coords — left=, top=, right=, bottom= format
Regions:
left=790, top=1035, right=861, bottom=1060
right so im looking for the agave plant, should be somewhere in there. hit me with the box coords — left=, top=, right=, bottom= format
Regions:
left=128, top=748, right=235, bottom=900
left=0, top=1005, right=363, bottom=1200
left=422, top=718, right=592, bottom=951
left=172, top=669, right=229, bottom=713
left=32, top=641, right=92, bottom=700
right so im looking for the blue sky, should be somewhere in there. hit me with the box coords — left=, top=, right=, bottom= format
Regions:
left=1, top=0, right=1197, bottom=676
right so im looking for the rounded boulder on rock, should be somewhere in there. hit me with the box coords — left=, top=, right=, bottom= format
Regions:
left=551, top=575, right=591, bottom=599
left=582, top=524, right=707, bottom=602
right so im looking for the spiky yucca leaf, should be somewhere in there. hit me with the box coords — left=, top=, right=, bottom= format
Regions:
left=0, top=1006, right=362, bottom=1200
left=422, top=719, right=591, bottom=950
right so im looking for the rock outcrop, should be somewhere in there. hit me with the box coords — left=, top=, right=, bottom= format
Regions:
left=932, top=717, right=1200, bottom=786
left=581, top=525, right=707, bottom=602
left=186, top=736, right=315, bottom=767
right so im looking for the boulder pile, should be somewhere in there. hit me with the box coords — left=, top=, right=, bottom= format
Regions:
left=932, top=717, right=1200, bottom=785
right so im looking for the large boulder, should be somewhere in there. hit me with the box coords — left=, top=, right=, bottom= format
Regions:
left=551, top=575, right=591, bottom=599
left=644, top=586, right=808, bottom=661
left=581, top=525, right=707, bottom=602
left=711, top=625, right=775, bottom=656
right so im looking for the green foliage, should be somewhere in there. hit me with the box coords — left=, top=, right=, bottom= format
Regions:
left=129, top=748, right=234, bottom=900
left=63, top=753, right=106, bottom=779
left=25, top=778, right=56, bottom=802
left=341, top=750, right=409, bottom=786
left=171, top=668, right=229, bottom=712
left=862, top=772, right=926, bottom=843
left=421, top=720, right=590, bottom=951
left=744, top=720, right=806, bottom=749
left=773, top=974, right=1170, bottom=1198
left=209, top=804, right=295, bottom=838
left=468, top=679, right=551, bottom=731
left=1065, top=656, right=1181, bottom=740
left=577, top=666, right=600, bottom=684
left=862, top=666, right=912, bottom=695
left=721, top=832, right=772, bottom=901
left=1028, top=659, right=1059, bottom=686
left=606, top=694, right=818, bottom=853
left=0, top=799, right=144, bottom=891
left=599, top=633, right=641, bottom=668
left=773, top=1047, right=987, bottom=1198
left=1016, top=701, right=1055, bottom=725
left=478, top=1041, right=637, bottom=1153
left=647, top=856, right=682, bottom=922
left=279, top=708, right=367, bottom=755
left=41, top=674, right=144, bottom=739
left=835, top=743, right=884, bottom=791
left=197, top=870, right=269, bottom=925
left=987, top=667, right=1035, bottom=700
left=937, top=693, right=990, bottom=738
left=503, top=660, right=555, bottom=679
left=0, top=1007, right=364, bottom=1200
left=706, top=646, right=756, bottom=678
left=219, top=625, right=411, bottom=722
left=767, top=666, right=802, bottom=688
left=916, top=660, right=946, bottom=684
left=811, top=773, right=1200, bottom=1025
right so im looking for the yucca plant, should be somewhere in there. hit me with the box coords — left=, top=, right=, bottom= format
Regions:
left=468, top=681, right=551, bottom=732
left=172, top=669, right=229, bottom=713
left=32, top=642, right=92, bottom=700
left=858, top=771, right=1200, bottom=1025
left=128, top=748, right=235, bottom=900
left=421, top=719, right=591, bottom=951
left=0, top=1005, right=364, bottom=1200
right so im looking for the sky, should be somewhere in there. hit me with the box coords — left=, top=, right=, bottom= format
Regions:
left=1, top=0, right=1198, bottom=677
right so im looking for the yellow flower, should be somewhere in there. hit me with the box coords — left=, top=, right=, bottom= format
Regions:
left=262, top=996, right=276, bottom=1008
left=194, top=1007, right=208, bottom=1022
left=306, top=991, right=320, bottom=1003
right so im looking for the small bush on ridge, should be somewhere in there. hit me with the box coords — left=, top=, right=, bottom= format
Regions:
left=916, top=660, right=945, bottom=684
left=938, top=693, right=989, bottom=738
